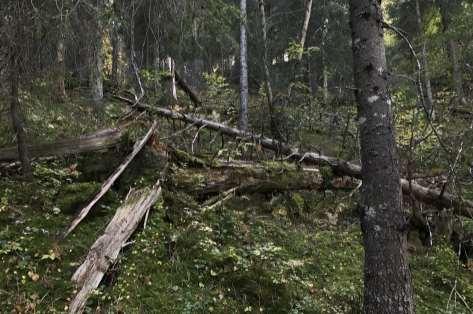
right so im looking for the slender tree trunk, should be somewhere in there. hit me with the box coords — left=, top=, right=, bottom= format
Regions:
left=89, top=29, right=103, bottom=105
left=9, top=52, right=32, bottom=177
left=258, top=0, right=277, bottom=137
left=440, top=7, right=465, bottom=106
left=166, top=56, right=178, bottom=104
left=239, top=0, right=249, bottom=131
left=110, top=28, right=121, bottom=88
left=415, top=0, right=434, bottom=117
left=349, top=1, right=414, bottom=313
left=321, top=16, right=329, bottom=103
left=298, top=0, right=313, bottom=61
left=55, top=31, right=68, bottom=102
left=448, top=39, right=464, bottom=104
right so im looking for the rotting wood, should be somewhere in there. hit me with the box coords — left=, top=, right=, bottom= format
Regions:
left=125, top=102, right=473, bottom=219
left=68, top=180, right=162, bottom=314
left=174, top=70, right=202, bottom=106
left=0, top=127, right=127, bottom=162
left=63, top=121, right=158, bottom=237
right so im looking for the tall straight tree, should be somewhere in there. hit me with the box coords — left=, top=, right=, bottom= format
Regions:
left=415, top=0, right=434, bottom=117
left=239, top=0, right=249, bottom=131
left=7, top=0, right=32, bottom=177
left=349, top=1, right=414, bottom=313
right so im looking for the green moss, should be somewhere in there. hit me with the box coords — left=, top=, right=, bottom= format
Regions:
left=55, top=182, right=101, bottom=214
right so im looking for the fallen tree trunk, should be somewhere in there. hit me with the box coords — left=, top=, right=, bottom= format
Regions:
left=68, top=180, right=163, bottom=314
left=64, top=121, right=158, bottom=237
left=0, top=127, right=127, bottom=162
left=133, top=104, right=473, bottom=218
left=174, top=70, right=202, bottom=106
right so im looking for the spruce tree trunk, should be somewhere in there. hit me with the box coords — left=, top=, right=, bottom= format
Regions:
left=258, top=0, right=276, bottom=137
left=89, top=25, right=103, bottom=106
left=415, top=0, right=434, bottom=117
left=110, top=28, right=121, bottom=88
left=55, top=31, right=67, bottom=102
left=9, top=51, right=32, bottom=177
left=349, top=1, right=414, bottom=313
left=239, top=0, right=249, bottom=132
left=440, top=4, right=465, bottom=105
left=448, top=39, right=464, bottom=104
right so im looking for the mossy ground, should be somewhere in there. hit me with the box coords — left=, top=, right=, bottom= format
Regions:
left=1, top=160, right=472, bottom=313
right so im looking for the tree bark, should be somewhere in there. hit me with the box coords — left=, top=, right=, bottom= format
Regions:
left=9, top=49, right=32, bottom=177
left=68, top=180, right=163, bottom=314
left=89, top=21, right=103, bottom=106
left=55, top=30, right=68, bottom=102
left=321, top=15, right=329, bottom=103
left=415, top=0, right=434, bottom=117
left=298, top=0, right=313, bottom=61
left=440, top=4, right=465, bottom=106
left=239, top=0, right=249, bottom=131
left=110, top=28, right=121, bottom=88
left=0, top=127, right=127, bottom=162
left=258, top=0, right=277, bottom=137
left=349, top=1, right=414, bottom=313
left=448, top=39, right=464, bottom=104
left=64, top=121, right=158, bottom=237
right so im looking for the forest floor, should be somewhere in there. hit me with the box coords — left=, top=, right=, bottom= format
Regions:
left=1, top=96, right=473, bottom=313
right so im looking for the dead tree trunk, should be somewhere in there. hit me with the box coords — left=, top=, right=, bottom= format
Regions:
left=0, top=127, right=127, bottom=162
left=64, top=121, right=158, bottom=237
left=349, top=1, right=414, bottom=312
left=126, top=99, right=473, bottom=219
left=68, top=180, right=163, bottom=314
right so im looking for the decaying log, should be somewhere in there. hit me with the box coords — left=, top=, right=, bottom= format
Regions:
left=64, top=121, right=158, bottom=237
left=134, top=104, right=473, bottom=218
left=171, top=159, right=326, bottom=199
left=174, top=70, right=202, bottom=106
left=68, top=180, right=163, bottom=314
left=0, top=127, right=127, bottom=162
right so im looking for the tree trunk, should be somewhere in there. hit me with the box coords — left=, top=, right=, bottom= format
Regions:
left=89, top=27, right=103, bottom=106
left=415, top=0, right=434, bottom=117
left=258, top=0, right=277, bottom=137
left=321, top=11, right=329, bottom=103
left=239, top=0, right=249, bottom=131
left=55, top=31, right=68, bottom=102
left=349, top=1, right=414, bottom=313
left=9, top=52, right=32, bottom=178
left=110, top=28, right=121, bottom=88
left=0, top=127, right=127, bottom=162
left=440, top=5, right=465, bottom=106
left=68, top=180, right=163, bottom=314
left=448, top=39, right=464, bottom=104
left=298, top=0, right=313, bottom=61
